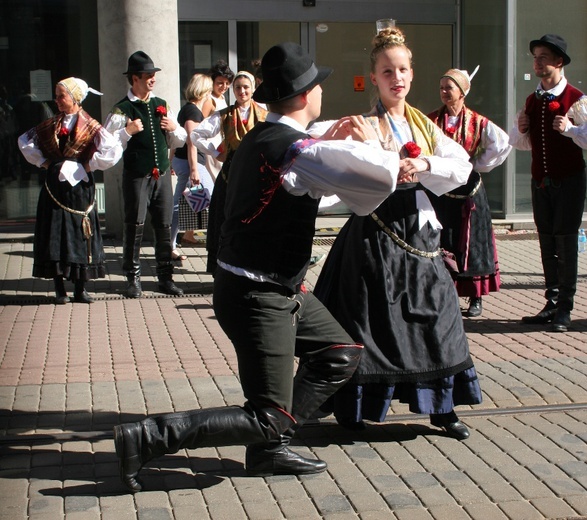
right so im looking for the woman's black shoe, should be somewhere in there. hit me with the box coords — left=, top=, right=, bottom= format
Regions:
left=430, top=412, right=470, bottom=440
left=74, top=281, right=95, bottom=303
left=54, top=276, right=70, bottom=304
left=74, top=290, right=95, bottom=304
left=464, top=297, right=482, bottom=317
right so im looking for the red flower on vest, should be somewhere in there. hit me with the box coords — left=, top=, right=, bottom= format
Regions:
left=155, top=105, right=167, bottom=117
left=58, top=127, right=69, bottom=137
left=404, top=141, right=421, bottom=158
left=548, top=101, right=561, bottom=112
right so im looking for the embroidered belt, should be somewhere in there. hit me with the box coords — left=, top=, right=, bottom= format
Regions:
left=444, top=179, right=482, bottom=199
left=370, top=213, right=440, bottom=258
left=44, top=180, right=95, bottom=263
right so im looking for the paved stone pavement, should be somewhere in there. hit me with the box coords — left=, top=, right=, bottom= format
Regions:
left=1, top=218, right=587, bottom=520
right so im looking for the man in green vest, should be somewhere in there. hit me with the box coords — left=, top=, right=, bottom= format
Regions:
left=105, top=51, right=186, bottom=298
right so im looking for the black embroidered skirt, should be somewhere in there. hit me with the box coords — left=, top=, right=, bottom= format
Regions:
left=32, top=163, right=105, bottom=281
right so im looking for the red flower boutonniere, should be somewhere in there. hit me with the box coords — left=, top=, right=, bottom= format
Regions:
left=404, top=141, right=421, bottom=158
left=548, top=101, right=561, bottom=112
left=58, top=127, right=69, bottom=138
left=445, top=125, right=457, bottom=135
left=155, top=105, right=167, bottom=117
left=241, top=119, right=248, bottom=126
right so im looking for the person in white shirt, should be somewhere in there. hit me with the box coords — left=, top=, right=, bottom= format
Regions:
left=191, top=71, right=267, bottom=274
left=201, top=60, right=234, bottom=184
left=509, top=34, right=587, bottom=332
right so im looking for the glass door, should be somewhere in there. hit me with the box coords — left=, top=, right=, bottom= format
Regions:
left=179, top=21, right=302, bottom=106
left=178, top=21, right=230, bottom=95
left=237, top=22, right=301, bottom=75
left=180, top=21, right=453, bottom=120
left=313, top=22, right=454, bottom=120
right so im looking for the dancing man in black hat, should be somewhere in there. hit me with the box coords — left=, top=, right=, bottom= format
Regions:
left=510, top=35, right=587, bottom=332
left=112, top=41, right=417, bottom=492
left=105, top=51, right=186, bottom=298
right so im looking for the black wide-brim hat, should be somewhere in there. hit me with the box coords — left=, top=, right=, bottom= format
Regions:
left=123, top=50, right=162, bottom=75
left=530, top=34, right=571, bottom=66
left=253, top=42, right=333, bottom=104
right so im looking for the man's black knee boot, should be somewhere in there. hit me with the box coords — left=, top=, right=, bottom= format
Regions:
left=154, top=226, right=183, bottom=296
left=114, top=404, right=293, bottom=492
left=123, top=224, right=143, bottom=298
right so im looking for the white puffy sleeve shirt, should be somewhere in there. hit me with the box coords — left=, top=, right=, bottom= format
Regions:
left=273, top=114, right=400, bottom=216
left=472, top=119, right=512, bottom=173
left=103, top=89, right=187, bottom=151
left=18, top=112, right=123, bottom=172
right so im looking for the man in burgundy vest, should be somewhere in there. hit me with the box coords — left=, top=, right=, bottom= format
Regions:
left=112, top=42, right=404, bottom=493
left=510, top=34, right=587, bottom=332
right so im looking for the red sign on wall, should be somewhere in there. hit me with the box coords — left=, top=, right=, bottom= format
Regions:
left=354, top=76, right=365, bottom=92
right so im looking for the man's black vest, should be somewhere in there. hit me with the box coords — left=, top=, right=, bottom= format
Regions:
left=218, top=122, right=319, bottom=292
left=113, top=95, right=170, bottom=175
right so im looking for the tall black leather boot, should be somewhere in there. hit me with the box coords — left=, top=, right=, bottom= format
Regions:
left=113, top=404, right=294, bottom=492
left=522, top=233, right=559, bottom=323
left=154, top=225, right=183, bottom=296
left=53, top=276, right=70, bottom=305
left=552, top=234, right=578, bottom=332
left=74, top=279, right=94, bottom=304
left=123, top=224, right=143, bottom=298
left=290, top=343, right=363, bottom=425
left=246, top=343, right=363, bottom=477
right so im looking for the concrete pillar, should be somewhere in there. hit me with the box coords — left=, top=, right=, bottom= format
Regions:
left=97, top=0, right=181, bottom=238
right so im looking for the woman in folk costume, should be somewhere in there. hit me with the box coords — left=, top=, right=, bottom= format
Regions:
left=192, top=71, right=267, bottom=275
left=18, top=77, right=122, bottom=304
left=428, top=68, right=512, bottom=317
left=314, top=27, right=482, bottom=440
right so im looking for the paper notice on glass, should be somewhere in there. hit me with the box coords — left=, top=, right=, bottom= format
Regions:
left=59, top=160, right=89, bottom=186
left=194, top=44, right=211, bottom=70
left=30, top=70, right=53, bottom=102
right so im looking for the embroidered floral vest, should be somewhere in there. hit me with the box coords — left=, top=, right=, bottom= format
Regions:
left=427, top=105, right=488, bottom=160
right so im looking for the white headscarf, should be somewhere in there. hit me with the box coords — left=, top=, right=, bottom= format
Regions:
left=58, top=77, right=103, bottom=104
left=234, top=71, right=256, bottom=90
left=441, top=66, right=480, bottom=96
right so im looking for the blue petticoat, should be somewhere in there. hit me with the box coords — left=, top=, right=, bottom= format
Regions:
left=323, top=367, right=482, bottom=423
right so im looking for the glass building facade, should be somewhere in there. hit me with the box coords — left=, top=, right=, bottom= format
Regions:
left=1, top=0, right=585, bottom=226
